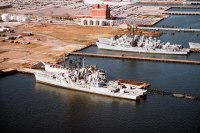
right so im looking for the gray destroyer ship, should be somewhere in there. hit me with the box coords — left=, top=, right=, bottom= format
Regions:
left=97, top=35, right=190, bottom=55
left=34, top=58, right=150, bottom=101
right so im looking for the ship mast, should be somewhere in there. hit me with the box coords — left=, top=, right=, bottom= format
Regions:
left=82, top=57, right=85, bottom=68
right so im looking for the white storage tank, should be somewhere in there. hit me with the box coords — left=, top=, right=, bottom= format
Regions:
left=22, top=16, right=30, bottom=22
left=99, top=20, right=105, bottom=26
left=2, top=13, right=10, bottom=22
left=10, top=15, right=17, bottom=21
left=16, top=16, right=22, bottom=22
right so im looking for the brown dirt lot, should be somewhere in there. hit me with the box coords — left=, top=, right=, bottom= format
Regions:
left=25, top=23, right=127, bottom=44
left=0, top=23, right=128, bottom=72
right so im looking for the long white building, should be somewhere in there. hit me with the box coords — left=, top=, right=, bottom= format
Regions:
left=1, top=13, right=30, bottom=22
left=84, top=0, right=138, bottom=5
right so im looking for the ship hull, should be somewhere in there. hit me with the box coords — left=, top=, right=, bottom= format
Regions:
left=97, top=42, right=189, bottom=55
left=34, top=70, right=141, bottom=101
left=189, top=42, right=200, bottom=49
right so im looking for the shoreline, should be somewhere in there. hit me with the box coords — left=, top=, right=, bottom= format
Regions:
left=0, top=43, right=93, bottom=76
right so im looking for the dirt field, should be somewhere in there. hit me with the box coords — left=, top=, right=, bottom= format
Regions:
left=24, top=23, right=127, bottom=44
left=0, top=23, right=127, bottom=72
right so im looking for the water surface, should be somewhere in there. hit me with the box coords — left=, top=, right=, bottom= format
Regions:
left=0, top=66, right=200, bottom=133
left=155, top=15, right=200, bottom=29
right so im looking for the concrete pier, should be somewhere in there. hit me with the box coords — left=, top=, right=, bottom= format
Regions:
left=70, top=52, right=200, bottom=65
left=137, top=26, right=200, bottom=32
left=163, top=11, right=200, bottom=15
left=186, top=1, right=200, bottom=5
left=170, top=6, right=200, bottom=9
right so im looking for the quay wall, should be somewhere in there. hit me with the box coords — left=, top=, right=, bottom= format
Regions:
left=170, top=6, right=200, bottom=9
left=163, top=11, right=200, bottom=15
left=137, top=26, right=200, bottom=32
left=70, top=52, right=200, bottom=65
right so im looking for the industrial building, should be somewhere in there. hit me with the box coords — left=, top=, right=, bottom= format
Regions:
left=81, top=4, right=113, bottom=26
left=0, top=4, right=12, bottom=9
left=80, top=18, right=114, bottom=26
left=1, top=14, right=30, bottom=22
left=91, top=4, right=110, bottom=19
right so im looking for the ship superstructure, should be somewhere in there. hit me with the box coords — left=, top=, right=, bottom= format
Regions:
left=97, top=34, right=190, bottom=55
left=189, top=42, right=200, bottom=49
